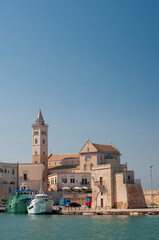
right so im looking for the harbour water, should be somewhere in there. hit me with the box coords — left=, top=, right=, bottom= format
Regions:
left=0, top=213, right=159, bottom=240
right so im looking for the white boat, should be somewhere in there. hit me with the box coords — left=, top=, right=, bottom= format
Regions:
left=27, top=194, right=53, bottom=215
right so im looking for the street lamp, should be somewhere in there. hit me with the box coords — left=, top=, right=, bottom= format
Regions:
left=150, top=165, right=153, bottom=206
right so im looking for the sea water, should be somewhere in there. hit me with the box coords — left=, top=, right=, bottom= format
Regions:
left=0, top=213, right=159, bottom=240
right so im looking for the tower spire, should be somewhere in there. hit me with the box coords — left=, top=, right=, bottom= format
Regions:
left=36, top=109, right=45, bottom=125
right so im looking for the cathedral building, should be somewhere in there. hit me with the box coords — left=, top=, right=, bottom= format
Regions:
left=19, top=110, right=146, bottom=209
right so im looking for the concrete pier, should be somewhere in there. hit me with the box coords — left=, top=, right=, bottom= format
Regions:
left=53, top=206, right=159, bottom=216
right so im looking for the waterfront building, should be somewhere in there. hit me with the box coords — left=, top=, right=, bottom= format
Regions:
left=91, top=164, right=146, bottom=209
left=0, top=162, right=18, bottom=200
left=48, top=172, right=91, bottom=191
left=16, top=110, right=146, bottom=209
left=18, top=163, right=44, bottom=191
left=48, top=139, right=146, bottom=209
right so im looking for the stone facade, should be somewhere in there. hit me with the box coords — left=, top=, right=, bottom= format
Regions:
left=80, top=140, right=120, bottom=172
left=48, top=153, right=80, bottom=168
left=32, top=110, right=48, bottom=191
left=91, top=163, right=146, bottom=209
left=19, top=163, right=44, bottom=191
left=144, top=189, right=159, bottom=206
left=48, top=172, right=91, bottom=191
left=48, top=139, right=146, bottom=209
left=0, top=162, right=18, bottom=200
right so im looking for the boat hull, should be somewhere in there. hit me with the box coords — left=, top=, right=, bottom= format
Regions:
left=6, top=194, right=32, bottom=214
left=28, top=199, right=53, bottom=215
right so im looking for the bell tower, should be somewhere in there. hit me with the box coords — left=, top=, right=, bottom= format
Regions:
left=32, top=109, right=48, bottom=191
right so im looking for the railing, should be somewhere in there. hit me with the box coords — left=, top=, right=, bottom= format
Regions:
left=94, top=181, right=105, bottom=187
left=80, top=182, right=90, bottom=185
left=134, top=179, right=141, bottom=184
left=123, top=179, right=141, bottom=184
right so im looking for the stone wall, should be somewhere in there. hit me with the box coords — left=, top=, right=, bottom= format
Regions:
left=143, top=189, right=159, bottom=205
left=127, top=184, right=147, bottom=208
left=19, top=179, right=43, bottom=192
left=0, top=183, right=16, bottom=200
left=91, top=165, right=113, bottom=209
left=46, top=191, right=63, bottom=204
left=114, top=173, right=127, bottom=209
left=63, top=192, right=92, bottom=205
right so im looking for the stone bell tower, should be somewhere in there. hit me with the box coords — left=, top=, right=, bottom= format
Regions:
left=32, top=110, right=48, bottom=191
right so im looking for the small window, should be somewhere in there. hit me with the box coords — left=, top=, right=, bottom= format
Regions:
left=35, top=139, right=38, bottom=144
left=90, top=164, right=93, bottom=170
left=43, top=152, right=45, bottom=155
left=82, top=178, right=87, bottom=185
left=35, top=151, right=37, bottom=155
left=42, top=132, right=46, bottom=135
left=4, top=169, right=7, bottom=173
left=101, top=192, right=103, bottom=196
left=100, top=177, right=103, bottom=186
left=34, top=131, right=39, bottom=135
left=128, top=176, right=130, bottom=180
left=35, top=161, right=37, bottom=164
left=23, top=173, right=27, bottom=180
left=43, top=139, right=45, bottom=144
left=70, top=178, right=75, bottom=183
left=12, top=169, right=14, bottom=175
left=87, top=148, right=89, bottom=152
left=62, top=178, right=67, bottom=183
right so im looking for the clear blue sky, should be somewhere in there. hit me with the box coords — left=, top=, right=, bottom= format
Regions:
left=0, top=0, right=159, bottom=190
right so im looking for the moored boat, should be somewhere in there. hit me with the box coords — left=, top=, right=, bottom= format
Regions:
left=6, top=185, right=35, bottom=214
left=27, top=193, right=53, bottom=215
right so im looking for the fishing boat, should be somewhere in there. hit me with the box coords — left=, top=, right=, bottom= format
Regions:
left=6, top=184, right=35, bottom=214
left=27, top=193, right=53, bottom=215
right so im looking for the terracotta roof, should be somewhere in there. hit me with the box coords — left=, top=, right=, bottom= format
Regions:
left=48, top=153, right=80, bottom=161
left=48, top=164, right=80, bottom=170
left=92, top=143, right=120, bottom=153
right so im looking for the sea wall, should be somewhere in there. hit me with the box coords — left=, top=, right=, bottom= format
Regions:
left=62, top=192, right=92, bottom=205
left=143, top=189, right=159, bottom=205
left=127, top=183, right=147, bottom=208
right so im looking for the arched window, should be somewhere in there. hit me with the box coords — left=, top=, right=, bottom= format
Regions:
left=90, top=164, right=93, bottom=170
left=84, top=164, right=87, bottom=171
